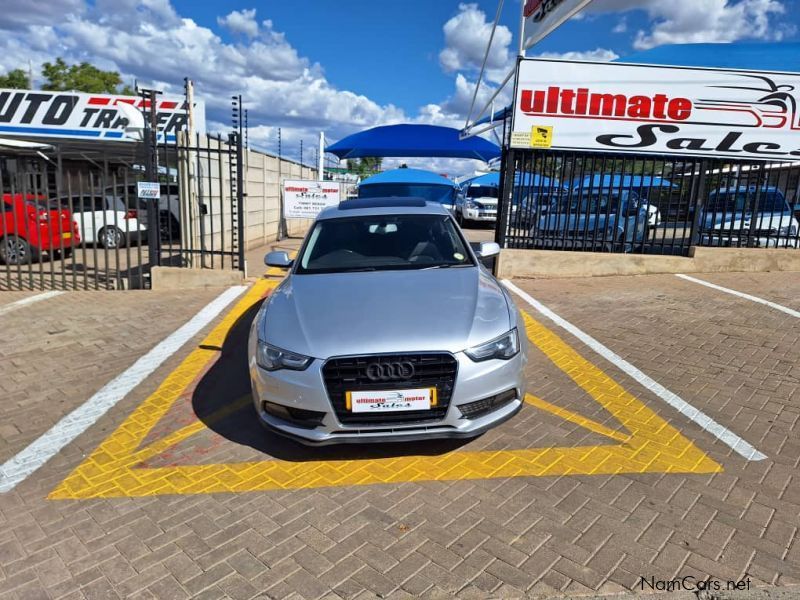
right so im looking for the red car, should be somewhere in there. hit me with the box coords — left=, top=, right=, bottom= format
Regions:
left=0, top=193, right=80, bottom=265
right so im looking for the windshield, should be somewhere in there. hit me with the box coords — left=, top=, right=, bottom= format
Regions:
left=358, top=183, right=456, bottom=204
left=466, top=186, right=499, bottom=199
left=296, top=214, right=474, bottom=274
left=565, top=191, right=630, bottom=213
left=707, top=190, right=790, bottom=213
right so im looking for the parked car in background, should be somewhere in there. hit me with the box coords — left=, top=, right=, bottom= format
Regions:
left=533, top=189, right=648, bottom=251
left=57, top=195, right=147, bottom=249
left=106, top=183, right=182, bottom=241
left=700, top=185, right=799, bottom=248
left=456, top=182, right=499, bottom=226
left=251, top=197, right=527, bottom=445
left=0, top=193, right=79, bottom=265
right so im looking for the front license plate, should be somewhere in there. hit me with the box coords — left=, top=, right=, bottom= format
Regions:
left=61, top=232, right=72, bottom=239
left=347, top=388, right=437, bottom=413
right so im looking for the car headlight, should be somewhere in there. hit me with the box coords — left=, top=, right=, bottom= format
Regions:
left=465, top=328, right=520, bottom=362
left=466, top=200, right=478, bottom=209
left=256, top=341, right=313, bottom=371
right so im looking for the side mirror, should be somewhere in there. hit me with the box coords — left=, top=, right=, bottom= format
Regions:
left=476, top=241, right=500, bottom=259
left=265, top=251, right=292, bottom=268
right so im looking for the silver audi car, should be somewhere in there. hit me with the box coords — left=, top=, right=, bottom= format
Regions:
left=248, top=197, right=528, bottom=444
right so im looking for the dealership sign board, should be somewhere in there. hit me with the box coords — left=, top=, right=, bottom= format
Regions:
left=0, top=89, right=206, bottom=142
left=283, top=180, right=341, bottom=219
left=522, top=0, right=594, bottom=50
left=511, top=59, right=800, bottom=161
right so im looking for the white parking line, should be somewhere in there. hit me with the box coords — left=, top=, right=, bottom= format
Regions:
left=0, top=291, right=64, bottom=316
left=0, top=285, right=248, bottom=493
left=503, top=279, right=767, bottom=462
left=676, top=274, right=800, bottom=319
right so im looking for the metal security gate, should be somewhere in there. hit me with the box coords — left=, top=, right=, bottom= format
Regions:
left=0, top=151, right=151, bottom=291
left=0, top=98, right=245, bottom=291
left=497, top=148, right=800, bottom=256
left=155, top=131, right=245, bottom=271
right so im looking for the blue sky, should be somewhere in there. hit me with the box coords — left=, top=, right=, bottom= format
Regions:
left=1, top=0, right=799, bottom=172
left=170, top=0, right=799, bottom=115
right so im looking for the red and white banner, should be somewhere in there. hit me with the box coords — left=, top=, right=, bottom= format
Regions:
left=0, top=88, right=205, bottom=141
left=283, top=180, right=341, bottom=219
left=511, top=58, right=800, bottom=161
left=521, top=0, right=594, bottom=51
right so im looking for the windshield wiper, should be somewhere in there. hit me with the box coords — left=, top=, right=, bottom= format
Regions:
left=418, top=264, right=471, bottom=270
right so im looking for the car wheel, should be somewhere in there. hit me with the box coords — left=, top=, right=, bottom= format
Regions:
left=158, top=213, right=177, bottom=241
left=99, top=226, right=125, bottom=249
left=52, top=248, right=73, bottom=260
left=0, top=237, right=37, bottom=265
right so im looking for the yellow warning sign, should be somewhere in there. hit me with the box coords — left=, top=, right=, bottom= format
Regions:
left=531, top=125, right=553, bottom=148
left=49, top=281, right=721, bottom=499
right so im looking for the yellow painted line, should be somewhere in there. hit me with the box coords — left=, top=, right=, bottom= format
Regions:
left=524, top=394, right=630, bottom=443
left=50, top=296, right=721, bottom=500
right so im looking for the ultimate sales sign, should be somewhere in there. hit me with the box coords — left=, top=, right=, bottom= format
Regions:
left=511, top=58, right=800, bottom=161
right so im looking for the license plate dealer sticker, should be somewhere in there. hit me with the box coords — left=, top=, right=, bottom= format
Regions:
left=347, top=388, right=437, bottom=413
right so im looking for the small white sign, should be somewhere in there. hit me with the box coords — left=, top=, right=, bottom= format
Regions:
left=137, top=181, right=161, bottom=199
left=349, top=388, right=432, bottom=413
left=283, top=180, right=341, bottom=219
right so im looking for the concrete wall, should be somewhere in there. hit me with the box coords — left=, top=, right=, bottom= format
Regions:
left=178, top=137, right=316, bottom=268
left=497, top=247, right=800, bottom=279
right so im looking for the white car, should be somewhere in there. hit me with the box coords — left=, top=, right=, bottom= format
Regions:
left=456, top=183, right=499, bottom=226
left=58, top=195, right=147, bottom=249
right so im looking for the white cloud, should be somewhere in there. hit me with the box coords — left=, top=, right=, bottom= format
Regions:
left=587, top=0, right=789, bottom=49
left=0, top=0, right=84, bottom=28
left=439, top=3, right=513, bottom=85
left=533, top=48, right=620, bottom=61
left=217, top=8, right=259, bottom=38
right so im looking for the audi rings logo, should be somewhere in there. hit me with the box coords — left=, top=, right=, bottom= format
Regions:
left=365, top=361, right=415, bottom=381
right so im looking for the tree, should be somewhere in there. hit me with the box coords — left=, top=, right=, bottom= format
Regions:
left=41, top=58, right=130, bottom=94
left=348, top=156, right=383, bottom=176
left=0, top=69, right=30, bottom=89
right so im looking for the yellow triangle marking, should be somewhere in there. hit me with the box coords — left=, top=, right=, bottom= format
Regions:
left=524, top=394, right=630, bottom=443
left=49, top=283, right=721, bottom=499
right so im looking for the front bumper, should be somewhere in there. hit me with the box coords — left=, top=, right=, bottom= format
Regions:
left=463, top=208, right=497, bottom=222
left=250, top=349, right=528, bottom=445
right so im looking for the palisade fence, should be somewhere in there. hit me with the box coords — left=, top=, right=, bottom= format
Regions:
left=0, top=130, right=316, bottom=291
left=497, top=148, right=800, bottom=256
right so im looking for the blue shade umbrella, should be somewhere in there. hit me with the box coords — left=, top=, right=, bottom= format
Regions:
left=326, top=124, right=501, bottom=161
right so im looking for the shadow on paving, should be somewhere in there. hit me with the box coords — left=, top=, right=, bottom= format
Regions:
left=191, top=297, right=472, bottom=461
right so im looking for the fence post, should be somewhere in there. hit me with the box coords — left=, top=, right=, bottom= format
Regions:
left=496, top=148, right=515, bottom=249
left=142, top=88, right=162, bottom=270
left=235, top=131, right=246, bottom=272
left=689, top=159, right=709, bottom=249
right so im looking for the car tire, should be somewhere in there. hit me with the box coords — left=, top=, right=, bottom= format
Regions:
left=0, top=237, right=37, bottom=265
left=99, top=226, right=125, bottom=249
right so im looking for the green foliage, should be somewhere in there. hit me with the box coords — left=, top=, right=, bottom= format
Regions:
left=41, top=58, right=130, bottom=94
left=0, top=69, right=30, bottom=89
left=348, top=156, right=383, bottom=176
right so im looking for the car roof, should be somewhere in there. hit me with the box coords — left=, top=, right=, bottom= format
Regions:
left=317, top=197, right=450, bottom=220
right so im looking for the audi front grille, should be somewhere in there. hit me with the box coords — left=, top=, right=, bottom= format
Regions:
left=321, top=353, right=458, bottom=426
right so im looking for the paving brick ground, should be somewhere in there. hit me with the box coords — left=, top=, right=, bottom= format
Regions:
left=0, top=270, right=799, bottom=599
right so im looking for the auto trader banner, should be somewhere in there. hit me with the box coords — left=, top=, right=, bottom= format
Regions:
left=511, top=58, right=800, bottom=161
left=0, top=88, right=206, bottom=141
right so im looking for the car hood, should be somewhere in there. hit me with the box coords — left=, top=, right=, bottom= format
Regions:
left=259, top=267, right=511, bottom=358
